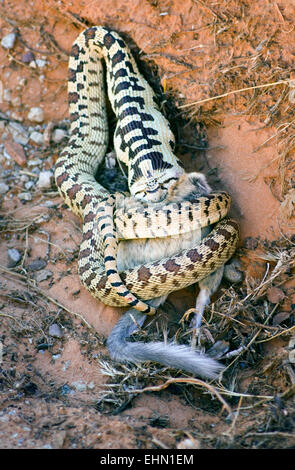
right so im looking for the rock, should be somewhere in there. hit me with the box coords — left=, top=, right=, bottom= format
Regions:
left=20, top=174, right=29, bottom=183
left=272, top=311, right=291, bottom=326
left=21, top=51, right=35, bottom=63
left=7, top=122, right=29, bottom=145
left=71, top=381, right=87, bottom=392
left=37, top=170, right=53, bottom=189
left=42, top=200, right=55, bottom=207
left=18, top=192, right=32, bottom=202
left=52, top=354, right=61, bottom=361
left=28, top=107, right=44, bottom=123
left=48, top=323, right=63, bottom=338
left=0, top=182, right=9, bottom=194
left=243, top=237, right=258, bottom=250
left=52, top=128, right=67, bottom=143
left=4, top=140, right=26, bottom=166
left=7, top=248, right=22, bottom=267
left=177, top=438, right=201, bottom=449
left=267, top=286, right=285, bottom=304
left=28, top=258, right=47, bottom=271
left=35, top=269, right=53, bottom=282
left=60, top=384, right=73, bottom=395
left=1, top=32, right=16, bottom=49
left=24, top=180, right=34, bottom=190
left=29, top=131, right=43, bottom=145
left=35, top=59, right=46, bottom=68
left=27, top=158, right=43, bottom=167
left=51, top=430, right=66, bottom=449
left=43, top=121, right=55, bottom=146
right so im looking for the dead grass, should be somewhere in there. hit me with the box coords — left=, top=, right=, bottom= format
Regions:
left=95, top=237, right=295, bottom=421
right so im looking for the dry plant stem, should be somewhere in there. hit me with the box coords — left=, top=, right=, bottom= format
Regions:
left=129, top=377, right=232, bottom=415
left=220, top=328, right=262, bottom=379
left=224, top=395, right=243, bottom=437
left=245, top=431, right=295, bottom=439
left=214, top=309, right=279, bottom=331
left=216, top=387, right=274, bottom=400
left=33, top=235, right=68, bottom=257
left=151, top=437, right=170, bottom=449
left=284, top=364, right=295, bottom=385
left=280, top=384, right=295, bottom=400
left=179, top=80, right=290, bottom=109
left=256, top=324, right=295, bottom=344
left=252, top=117, right=295, bottom=154
left=0, top=313, right=26, bottom=329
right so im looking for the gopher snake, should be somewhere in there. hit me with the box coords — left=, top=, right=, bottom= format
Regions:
left=54, top=26, right=239, bottom=324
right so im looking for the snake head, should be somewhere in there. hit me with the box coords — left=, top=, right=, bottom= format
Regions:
left=131, top=167, right=184, bottom=203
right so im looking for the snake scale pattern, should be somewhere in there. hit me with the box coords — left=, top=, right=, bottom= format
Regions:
left=54, top=26, right=239, bottom=315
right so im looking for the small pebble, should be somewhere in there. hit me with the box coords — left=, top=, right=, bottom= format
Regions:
left=28, top=258, right=47, bottom=271
left=42, top=200, right=56, bottom=208
left=0, top=182, right=9, bottom=194
left=52, top=354, right=61, bottom=361
left=7, top=122, right=29, bottom=146
left=177, top=438, right=201, bottom=449
left=35, top=269, right=52, bottom=282
left=60, top=384, right=73, bottom=396
left=72, top=381, right=87, bottom=392
left=52, top=128, right=68, bottom=143
left=4, top=140, right=26, bottom=166
left=272, top=311, right=290, bottom=326
left=27, top=158, right=43, bottom=167
left=28, top=107, right=44, bottom=123
left=24, top=180, right=34, bottom=190
left=243, top=237, right=258, bottom=250
left=21, top=51, right=35, bottom=63
left=18, top=192, right=32, bottom=202
left=35, top=59, right=46, bottom=68
left=30, top=131, right=44, bottom=145
left=49, top=323, right=63, bottom=338
left=1, top=32, right=16, bottom=49
left=37, top=170, right=53, bottom=189
left=7, top=248, right=22, bottom=267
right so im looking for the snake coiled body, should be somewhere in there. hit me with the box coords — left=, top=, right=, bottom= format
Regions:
left=54, top=26, right=239, bottom=318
